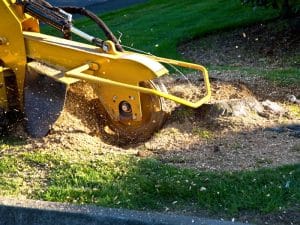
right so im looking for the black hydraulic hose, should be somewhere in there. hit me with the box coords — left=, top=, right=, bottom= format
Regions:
left=60, top=6, right=123, bottom=52
left=32, top=0, right=53, bottom=8
left=20, top=1, right=71, bottom=35
left=18, top=0, right=72, bottom=37
left=19, top=0, right=123, bottom=51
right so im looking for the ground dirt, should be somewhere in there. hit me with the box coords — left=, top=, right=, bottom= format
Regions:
left=9, top=20, right=300, bottom=224
left=14, top=20, right=300, bottom=172
left=179, top=19, right=299, bottom=68
left=14, top=74, right=300, bottom=172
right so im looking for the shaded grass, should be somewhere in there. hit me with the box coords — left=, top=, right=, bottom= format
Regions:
left=0, top=147, right=299, bottom=216
left=45, top=0, right=279, bottom=59
left=0, top=136, right=26, bottom=150
left=210, top=65, right=300, bottom=86
left=263, top=68, right=300, bottom=85
left=33, top=154, right=299, bottom=215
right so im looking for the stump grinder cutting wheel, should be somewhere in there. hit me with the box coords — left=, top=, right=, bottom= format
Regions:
left=0, top=0, right=211, bottom=144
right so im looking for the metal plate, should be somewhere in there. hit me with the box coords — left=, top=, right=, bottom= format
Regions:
left=99, top=81, right=168, bottom=145
left=24, top=66, right=67, bottom=138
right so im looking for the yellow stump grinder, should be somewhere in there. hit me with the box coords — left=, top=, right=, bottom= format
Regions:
left=0, top=0, right=211, bottom=142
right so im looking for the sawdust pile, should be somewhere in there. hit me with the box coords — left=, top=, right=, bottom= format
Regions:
left=22, top=74, right=247, bottom=150
left=14, top=76, right=256, bottom=150
left=11, top=74, right=299, bottom=172
left=10, top=19, right=300, bottom=171
left=15, top=82, right=118, bottom=152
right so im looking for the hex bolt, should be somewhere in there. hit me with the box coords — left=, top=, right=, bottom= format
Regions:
left=89, top=62, right=99, bottom=71
left=0, top=37, right=7, bottom=45
left=102, top=43, right=110, bottom=52
left=132, top=114, right=137, bottom=120
left=120, top=101, right=132, bottom=113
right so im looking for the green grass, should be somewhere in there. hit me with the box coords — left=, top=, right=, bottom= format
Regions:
left=0, top=155, right=21, bottom=195
left=43, top=159, right=300, bottom=214
left=263, top=68, right=300, bottom=85
left=0, top=137, right=26, bottom=149
left=192, top=127, right=214, bottom=139
left=210, top=65, right=300, bottom=86
left=44, top=0, right=299, bottom=85
left=1, top=150, right=298, bottom=215
left=287, top=104, right=300, bottom=119
left=65, top=0, right=278, bottom=58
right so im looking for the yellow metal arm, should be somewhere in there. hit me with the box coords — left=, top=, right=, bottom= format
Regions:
left=65, top=59, right=211, bottom=109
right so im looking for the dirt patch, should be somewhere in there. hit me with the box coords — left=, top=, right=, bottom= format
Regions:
left=179, top=19, right=299, bottom=68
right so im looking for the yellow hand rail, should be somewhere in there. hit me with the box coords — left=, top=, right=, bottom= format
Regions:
left=65, top=58, right=211, bottom=109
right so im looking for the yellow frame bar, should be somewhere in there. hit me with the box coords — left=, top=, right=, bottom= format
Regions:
left=65, top=58, right=211, bottom=109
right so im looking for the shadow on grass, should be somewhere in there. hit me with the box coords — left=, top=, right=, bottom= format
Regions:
left=37, top=155, right=300, bottom=216
left=0, top=136, right=26, bottom=148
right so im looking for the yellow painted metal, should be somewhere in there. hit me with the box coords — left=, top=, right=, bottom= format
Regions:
left=23, top=31, right=169, bottom=121
left=26, top=61, right=79, bottom=85
left=65, top=61, right=211, bottom=109
left=0, top=67, right=8, bottom=109
left=148, top=55, right=212, bottom=108
left=23, top=31, right=210, bottom=121
left=0, top=0, right=39, bottom=110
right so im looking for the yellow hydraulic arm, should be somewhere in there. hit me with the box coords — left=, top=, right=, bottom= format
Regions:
left=0, top=0, right=211, bottom=142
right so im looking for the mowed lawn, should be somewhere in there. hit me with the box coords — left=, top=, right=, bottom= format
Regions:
left=76, top=0, right=278, bottom=58
left=1, top=0, right=299, bottom=221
